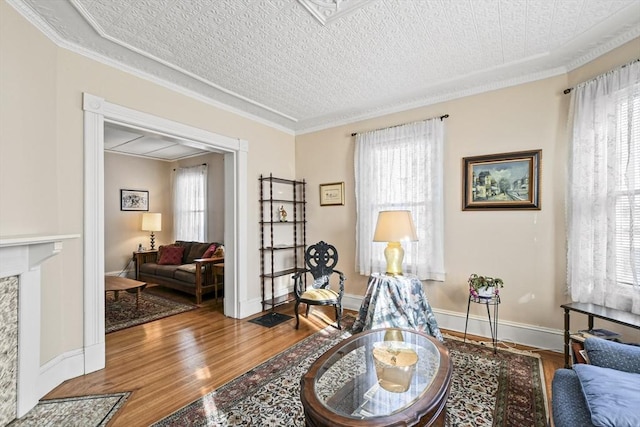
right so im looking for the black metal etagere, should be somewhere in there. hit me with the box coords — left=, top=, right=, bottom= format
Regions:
left=259, top=174, right=306, bottom=311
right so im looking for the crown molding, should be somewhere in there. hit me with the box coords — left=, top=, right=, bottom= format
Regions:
left=5, top=0, right=296, bottom=136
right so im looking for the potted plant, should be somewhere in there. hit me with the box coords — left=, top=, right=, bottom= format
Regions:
left=468, top=273, right=504, bottom=299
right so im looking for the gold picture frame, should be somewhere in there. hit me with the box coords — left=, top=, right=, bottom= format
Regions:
left=319, top=182, right=345, bottom=206
left=462, top=150, right=541, bottom=210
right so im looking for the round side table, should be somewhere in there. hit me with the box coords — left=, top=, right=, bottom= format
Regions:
left=463, top=294, right=500, bottom=353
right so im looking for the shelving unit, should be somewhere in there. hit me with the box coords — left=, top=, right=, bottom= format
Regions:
left=259, top=174, right=306, bottom=311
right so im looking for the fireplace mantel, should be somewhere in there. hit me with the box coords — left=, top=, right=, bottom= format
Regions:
left=0, top=233, right=79, bottom=419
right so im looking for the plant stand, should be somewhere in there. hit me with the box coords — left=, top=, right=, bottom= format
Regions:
left=464, top=294, right=500, bottom=354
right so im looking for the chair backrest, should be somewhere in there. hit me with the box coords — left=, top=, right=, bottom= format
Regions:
left=305, top=241, right=338, bottom=285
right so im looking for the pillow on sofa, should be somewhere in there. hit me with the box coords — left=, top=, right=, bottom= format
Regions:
left=157, top=244, right=175, bottom=260
left=158, top=245, right=185, bottom=265
left=574, top=363, right=640, bottom=427
left=202, top=243, right=218, bottom=258
left=185, top=242, right=211, bottom=264
left=214, top=245, right=225, bottom=257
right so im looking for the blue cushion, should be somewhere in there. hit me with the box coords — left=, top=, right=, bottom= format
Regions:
left=551, top=369, right=594, bottom=427
left=585, top=338, right=640, bottom=373
left=574, top=363, right=640, bottom=427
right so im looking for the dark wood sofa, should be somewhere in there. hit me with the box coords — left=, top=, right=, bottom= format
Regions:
left=137, top=240, right=223, bottom=304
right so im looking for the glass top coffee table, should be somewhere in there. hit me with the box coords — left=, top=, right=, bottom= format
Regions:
left=301, top=328, right=452, bottom=427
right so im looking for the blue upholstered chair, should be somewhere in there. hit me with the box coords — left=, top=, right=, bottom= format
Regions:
left=291, top=241, right=345, bottom=330
left=551, top=338, right=640, bottom=427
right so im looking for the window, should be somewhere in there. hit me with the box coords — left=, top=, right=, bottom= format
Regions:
left=615, top=94, right=640, bottom=287
left=354, top=119, right=445, bottom=281
left=567, top=60, right=640, bottom=314
left=173, top=164, right=207, bottom=241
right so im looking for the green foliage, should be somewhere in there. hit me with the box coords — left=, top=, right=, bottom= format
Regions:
left=467, top=273, right=504, bottom=298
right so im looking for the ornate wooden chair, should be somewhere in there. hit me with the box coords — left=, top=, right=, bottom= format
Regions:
left=292, top=241, right=345, bottom=329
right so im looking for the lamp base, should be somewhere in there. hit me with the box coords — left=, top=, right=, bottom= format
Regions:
left=149, top=232, right=156, bottom=250
left=384, top=241, right=404, bottom=275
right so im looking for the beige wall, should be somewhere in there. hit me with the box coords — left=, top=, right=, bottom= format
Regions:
left=0, top=1, right=295, bottom=364
left=296, top=38, right=640, bottom=342
left=104, top=153, right=173, bottom=274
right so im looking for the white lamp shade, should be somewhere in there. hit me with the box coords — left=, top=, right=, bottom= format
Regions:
left=373, top=210, right=417, bottom=242
left=141, top=212, right=162, bottom=232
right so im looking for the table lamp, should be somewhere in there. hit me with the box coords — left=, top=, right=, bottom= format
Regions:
left=141, top=212, right=162, bottom=250
left=373, top=210, right=418, bottom=275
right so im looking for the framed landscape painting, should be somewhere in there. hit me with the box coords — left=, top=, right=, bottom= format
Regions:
left=462, top=150, right=541, bottom=210
left=121, top=189, right=149, bottom=211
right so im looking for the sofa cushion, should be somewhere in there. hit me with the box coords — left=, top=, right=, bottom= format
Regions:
left=174, top=267, right=197, bottom=284
left=574, top=363, right=640, bottom=427
left=551, top=369, right=594, bottom=427
left=185, top=242, right=211, bottom=264
left=202, top=243, right=218, bottom=258
left=139, top=262, right=158, bottom=276
left=174, top=241, right=194, bottom=263
left=158, top=245, right=185, bottom=265
left=585, top=338, right=640, bottom=373
left=154, top=264, right=181, bottom=278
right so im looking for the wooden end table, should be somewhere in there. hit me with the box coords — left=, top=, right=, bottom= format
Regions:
left=105, top=276, right=147, bottom=309
left=301, top=328, right=452, bottom=426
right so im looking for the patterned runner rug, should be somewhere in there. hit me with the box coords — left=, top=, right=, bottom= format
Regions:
left=106, top=289, right=196, bottom=333
left=8, top=392, right=130, bottom=426
left=154, top=321, right=547, bottom=427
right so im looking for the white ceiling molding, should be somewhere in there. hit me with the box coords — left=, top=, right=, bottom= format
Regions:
left=297, top=0, right=374, bottom=26
left=7, top=0, right=640, bottom=135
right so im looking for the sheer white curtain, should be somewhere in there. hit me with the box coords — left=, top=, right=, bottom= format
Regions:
left=355, top=118, right=445, bottom=281
left=173, top=164, right=208, bottom=242
left=567, top=60, right=640, bottom=314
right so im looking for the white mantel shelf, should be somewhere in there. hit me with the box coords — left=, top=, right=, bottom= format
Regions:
left=0, top=234, right=80, bottom=247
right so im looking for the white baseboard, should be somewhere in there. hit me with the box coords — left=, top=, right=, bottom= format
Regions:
left=236, top=291, right=565, bottom=352
left=343, top=293, right=564, bottom=353
left=433, top=308, right=564, bottom=352
left=37, top=349, right=85, bottom=401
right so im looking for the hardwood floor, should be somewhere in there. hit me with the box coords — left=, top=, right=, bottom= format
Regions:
left=44, top=288, right=564, bottom=426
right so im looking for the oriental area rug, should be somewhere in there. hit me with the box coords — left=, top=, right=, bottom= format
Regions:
left=105, top=289, right=196, bottom=333
left=8, top=392, right=130, bottom=427
left=154, top=322, right=548, bottom=427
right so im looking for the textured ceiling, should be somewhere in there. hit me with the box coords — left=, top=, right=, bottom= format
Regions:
left=104, top=123, right=213, bottom=161
left=10, top=0, right=640, bottom=134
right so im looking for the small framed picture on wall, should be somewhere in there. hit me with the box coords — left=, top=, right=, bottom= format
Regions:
left=319, top=182, right=345, bottom=206
left=120, top=189, right=149, bottom=211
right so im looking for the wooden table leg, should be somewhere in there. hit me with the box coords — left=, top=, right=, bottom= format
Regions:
left=114, top=290, right=120, bottom=301
left=563, top=307, right=570, bottom=368
left=136, top=288, right=141, bottom=310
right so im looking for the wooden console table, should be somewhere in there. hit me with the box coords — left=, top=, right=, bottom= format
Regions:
left=561, top=302, right=640, bottom=368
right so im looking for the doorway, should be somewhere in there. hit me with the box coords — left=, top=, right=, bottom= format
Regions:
left=82, top=93, right=248, bottom=374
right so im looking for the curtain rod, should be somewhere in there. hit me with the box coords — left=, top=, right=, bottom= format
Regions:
left=173, top=163, right=207, bottom=171
left=351, top=114, right=449, bottom=137
left=563, top=58, right=639, bottom=94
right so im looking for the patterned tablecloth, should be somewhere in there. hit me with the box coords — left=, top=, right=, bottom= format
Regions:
left=352, top=273, right=443, bottom=342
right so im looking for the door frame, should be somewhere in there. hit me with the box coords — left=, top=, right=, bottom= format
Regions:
left=82, top=93, right=248, bottom=373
